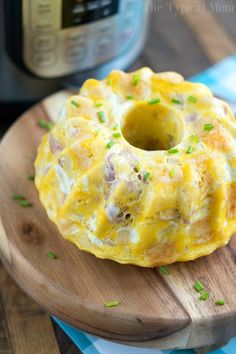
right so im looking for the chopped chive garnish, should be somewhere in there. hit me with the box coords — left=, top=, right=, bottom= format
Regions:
left=199, top=290, right=209, bottom=301
left=71, top=100, right=80, bottom=108
left=27, top=175, right=35, bottom=181
left=191, top=134, right=199, bottom=143
left=106, top=140, right=115, bottom=149
left=186, top=146, right=194, bottom=154
left=126, top=95, right=134, bottom=100
left=132, top=74, right=140, bottom=86
left=171, top=98, right=181, bottom=104
left=38, top=119, right=53, bottom=131
left=204, top=123, right=214, bottom=131
left=113, top=132, right=121, bottom=138
left=159, top=265, right=171, bottom=275
left=143, top=172, right=151, bottom=181
left=194, top=281, right=205, bottom=292
left=105, top=300, right=120, bottom=308
left=215, top=300, right=225, bottom=306
left=113, top=124, right=119, bottom=130
left=136, top=161, right=141, bottom=171
left=188, top=95, right=197, bottom=103
left=97, top=111, right=106, bottom=123
left=168, top=148, right=179, bottom=154
left=169, top=168, right=175, bottom=178
left=95, top=102, right=103, bottom=108
left=12, top=194, right=25, bottom=201
left=47, top=252, right=57, bottom=259
left=148, top=98, right=161, bottom=105
left=20, top=200, right=32, bottom=207
left=107, top=78, right=113, bottom=86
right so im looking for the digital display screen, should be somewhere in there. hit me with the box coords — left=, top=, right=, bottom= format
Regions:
left=62, top=0, right=119, bottom=27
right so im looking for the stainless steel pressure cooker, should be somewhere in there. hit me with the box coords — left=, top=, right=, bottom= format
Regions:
left=0, top=0, right=148, bottom=106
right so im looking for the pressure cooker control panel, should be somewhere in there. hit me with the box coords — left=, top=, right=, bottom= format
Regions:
left=5, top=0, right=144, bottom=78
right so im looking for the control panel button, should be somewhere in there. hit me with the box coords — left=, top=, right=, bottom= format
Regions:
left=95, top=35, right=113, bottom=55
left=32, top=35, right=56, bottom=51
left=66, top=31, right=86, bottom=45
left=65, top=46, right=87, bottom=63
left=33, top=52, right=55, bottom=67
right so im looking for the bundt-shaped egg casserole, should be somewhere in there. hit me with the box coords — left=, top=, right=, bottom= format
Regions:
left=35, top=68, right=236, bottom=267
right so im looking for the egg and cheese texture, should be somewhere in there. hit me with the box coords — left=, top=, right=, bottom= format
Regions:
left=35, top=68, right=236, bottom=267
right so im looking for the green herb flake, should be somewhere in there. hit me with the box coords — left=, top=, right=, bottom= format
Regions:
left=186, top=146, right=194, bottom=154
left=38, top=119, right=53, bottom=131
left=97, top=111, right=106, bottom=123
left=12, top=194, right=25, bottom=201
left=148, top=98, right=161, bottom=105
left=215, top=300, right=225, bottom=306
left=169, top=168, right=175, bottom=178
left=113, top=132, right=121, bottom=138
left=106, top=140, right=115, bottom=149
left=191, top=134, right=199, bottom=143
left=107, top=78, right=113, bottom=86
left=113, top=124, right=119, bottom=131
left=143, top=172, right=151, bottom=181
left=27, top=175, right=35, bottom=181
left=20, top=200, right=32, bottom=207
left=188, top=95, right=197, bottom=103
left=168, top=148, right=179, bottom=154
left=95, top=102, right=103, bottom=108
left=105, top=300, right=120, bottom=308
left=159, top=265, right=171, bottom=275
left=171, top=98, right=181, bottom=104
left=71, top=100, right=80, bottom=108
left=204, top=123, right=214, bottom=131
left=47, top=252, right=58, bottom=260
left=132, top=74, right=140, bottom=87
left=194, top=280, right=205, bottom=292
left=126, top=95, right=134, bottom=100
left=199, top=290, right=209, bottom=301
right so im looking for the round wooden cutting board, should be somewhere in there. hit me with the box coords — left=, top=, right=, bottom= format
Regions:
left=1, top=91, right=236, bottom=350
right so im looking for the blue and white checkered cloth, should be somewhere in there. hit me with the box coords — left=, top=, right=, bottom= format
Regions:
left=54, top=54, right=236, bottom=354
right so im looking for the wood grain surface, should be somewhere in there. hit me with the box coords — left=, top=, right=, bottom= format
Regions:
left=0, top=1, right=236, bottom=353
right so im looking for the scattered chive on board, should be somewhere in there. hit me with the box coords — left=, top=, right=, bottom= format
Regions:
left=12, top=194, right=25, bottom=201
left=47, top=252, right=57, bottom=260
left=126, top=95, right=134, bottom=100
left=194, top=280, right=205, bottom=292
left=132, top=74, right=140, bottom=86
left=37, top=119, right=53, bottom=131
left=20, top=200, right=32, bottom=207
left=169, top=168, right=175, bottom=178
left=71, top=100, right=80, bottom=108
left=171, top=98, right=181, bottom=104
left=113, top=132, right=121, bottom=138
left=113, top=124, right=119, bottom=130
left=204, top=123, right=214, bottom=131
left=94, top=102, right=103, bottom=108
left=215, top=300, right=225, bottom=306
left=191, top=135, right=199, bottom=143
left=27, top=175, right=35, bottom=181
left=168, top=148, right=179, bottom=154
left=159, top=265, right=171, bottom=275
left=148, top=98, right=161, bottom=105
left=188, top=95, right=197, bottom=103
left=199, top=290, right=209, bottom=301
left=186, top=146, right=194, bottom=154
left=105, top=300, right=120, bottom=308
left=97, top=111, right=106, bottom=123
left=106, top=140, right=115, bottom=149
left=143, top=172, right=151, bottom=181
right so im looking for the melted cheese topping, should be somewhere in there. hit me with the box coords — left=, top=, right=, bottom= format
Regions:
left=35, top=68, right=236, bottom=267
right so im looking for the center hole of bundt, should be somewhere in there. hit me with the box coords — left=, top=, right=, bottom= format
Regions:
left=121, top=102, right=183, bottom=151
